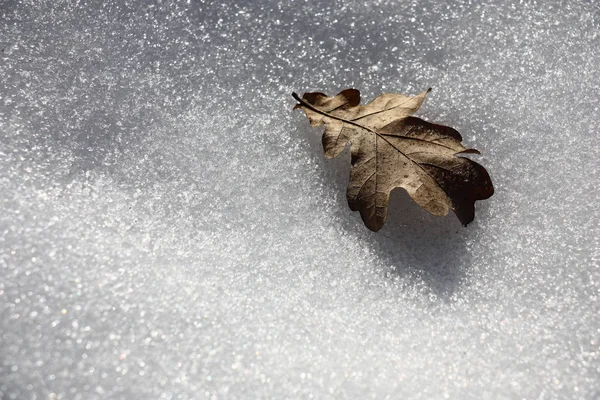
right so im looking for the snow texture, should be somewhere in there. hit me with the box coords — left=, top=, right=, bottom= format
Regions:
left=1, top=0, right=599, bottom=399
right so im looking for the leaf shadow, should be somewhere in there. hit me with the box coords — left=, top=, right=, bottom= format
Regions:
left=297, top=121, right=473, bottom=301
left=364, top=192, right=472, bottom=300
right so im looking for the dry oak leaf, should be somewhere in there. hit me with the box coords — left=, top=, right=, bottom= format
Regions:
left=292, top=88, right=494, bottom=232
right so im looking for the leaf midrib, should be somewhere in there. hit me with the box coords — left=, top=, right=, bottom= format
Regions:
left=293, top=92, right=452, bottom=207
left=292, top=93, right=459, bottom=154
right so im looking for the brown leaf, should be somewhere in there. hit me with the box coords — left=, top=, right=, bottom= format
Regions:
left=293, top=88, right=494, bottom=232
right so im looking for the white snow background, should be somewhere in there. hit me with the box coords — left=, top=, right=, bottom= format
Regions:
left=1, top=0, right=599, bottom=399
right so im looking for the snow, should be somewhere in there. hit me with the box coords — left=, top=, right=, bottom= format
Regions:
left=1, top=0, right=599, bottom=399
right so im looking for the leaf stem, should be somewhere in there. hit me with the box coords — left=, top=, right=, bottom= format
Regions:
left=291, top=92, right=377, bottom=134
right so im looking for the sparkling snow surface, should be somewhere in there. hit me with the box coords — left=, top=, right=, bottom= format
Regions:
left=1, top=1, right=599, bottom=399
